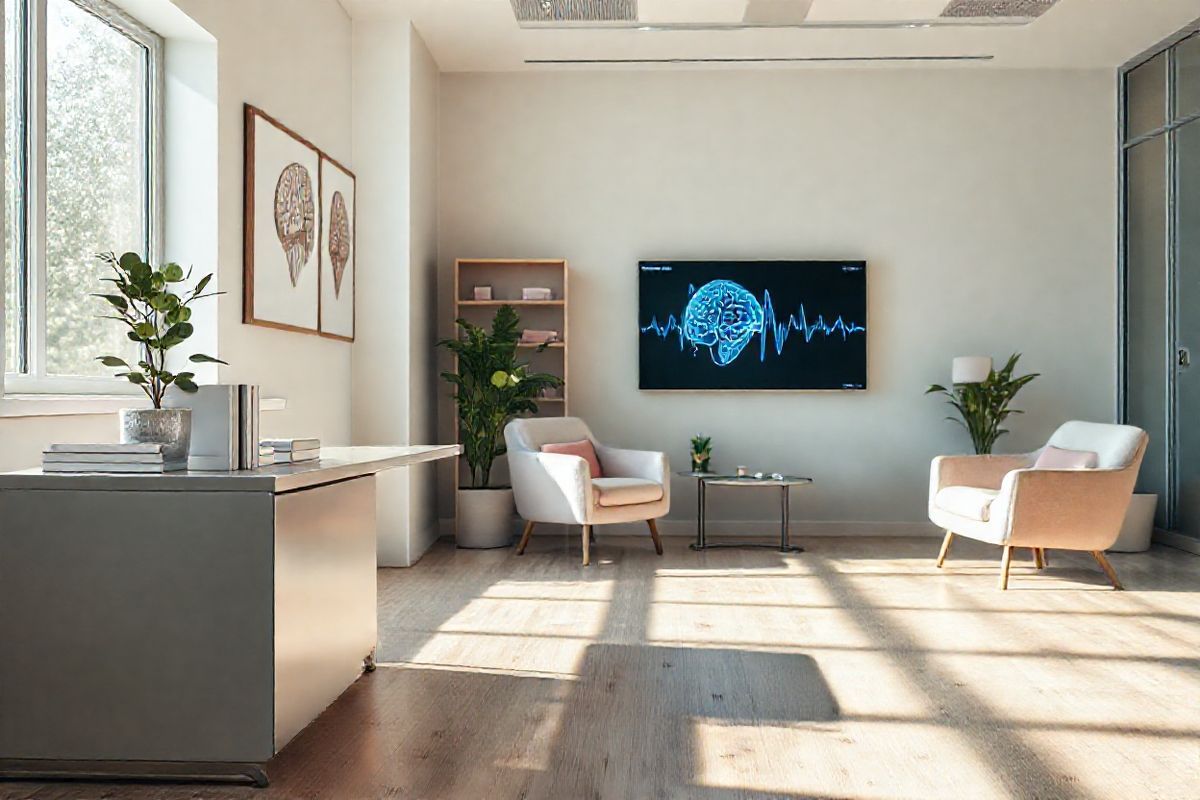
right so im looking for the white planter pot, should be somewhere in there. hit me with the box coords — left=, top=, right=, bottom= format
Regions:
left=456, top=488, right=515, bottom=549
left=1110, top=493, right=1157, bottom=553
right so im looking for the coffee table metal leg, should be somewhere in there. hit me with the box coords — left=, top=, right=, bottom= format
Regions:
left=690, top=478, right=707, bottom=551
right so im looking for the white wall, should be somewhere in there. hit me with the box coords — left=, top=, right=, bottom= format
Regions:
left=0, top=0, right=353, bottom=472
left=352, top=21, right=440, bottom=565
left=437, top=69, right=1118, bottom=532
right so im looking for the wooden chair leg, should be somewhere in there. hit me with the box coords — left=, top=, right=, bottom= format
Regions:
left=516, top=521, right=536, bottom=555
left=582, top=525, right=591, bottom=567
left=936, top=531, right=954, bottom=568
left=1091, top=550, right=1124, bottom=590
left=1032, top=547, right=1044, bottom=570
left=647, top=518, right=664, bottom=556
left=999, top=545, right=1014, bottom=590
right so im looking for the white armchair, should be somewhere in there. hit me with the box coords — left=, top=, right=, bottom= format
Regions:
left=929, top=421, right=1148, bottom=590
left=504, top=417, right=669, bottom=565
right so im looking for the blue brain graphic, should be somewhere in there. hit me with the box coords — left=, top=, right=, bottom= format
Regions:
left=683, top=280, right=765, bottom=366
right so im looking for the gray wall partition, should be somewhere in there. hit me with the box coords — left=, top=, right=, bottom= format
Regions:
left=1121, top=25, right=1200, bottom=541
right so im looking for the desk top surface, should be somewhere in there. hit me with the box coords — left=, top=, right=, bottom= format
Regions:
left=0, top=445, right=462, bottom=493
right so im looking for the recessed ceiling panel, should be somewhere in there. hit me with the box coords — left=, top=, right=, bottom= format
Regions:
left=806, top=0, right=952, bottom=22
left=510, top=0, right=638, bottom=22
left=941, top=0, right=1059, bottom=18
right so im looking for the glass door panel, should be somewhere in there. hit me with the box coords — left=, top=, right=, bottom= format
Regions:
left=1177, top=33, right=1200, bottom=121
left=1126, top=136, right=1170, bottom=527
left=1128, top=53, right=1167, bottom=139
left=1175, top=120, right=1200, bottom=540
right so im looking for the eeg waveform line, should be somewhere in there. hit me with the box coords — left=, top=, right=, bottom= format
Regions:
left=640, top=280, right=866, bottom=367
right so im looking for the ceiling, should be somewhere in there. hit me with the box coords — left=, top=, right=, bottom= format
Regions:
left=339, top=0, right=1200, bottom=71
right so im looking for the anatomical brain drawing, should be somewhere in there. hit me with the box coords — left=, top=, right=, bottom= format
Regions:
left=328, top=191, right=351, bottom=297
left=683, top=280, right=765, bottom=366
left=274, top=162, right=316, bottom=287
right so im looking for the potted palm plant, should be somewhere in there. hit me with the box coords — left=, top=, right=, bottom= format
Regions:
left=925, top=353, right=1039, bottom=455
left=93, top=251, right=225, bottom=462
left=438, top=305, right=563, bottom=548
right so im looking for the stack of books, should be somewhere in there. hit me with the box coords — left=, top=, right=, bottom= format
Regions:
left=43, top=443, right=186, bottom=473
left=520, top=329, right=559, bottom=345
left=262, top=438, right=320, bottom=464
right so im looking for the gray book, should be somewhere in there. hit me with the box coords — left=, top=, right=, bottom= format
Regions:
left=165, top=385, right=238, bottom=472
left=43, top=452, right=165, bottom=464
left=284, top=448, right=321, bottom=463
left=262, top=438, right=320, bottom=452
left=44, top=461, right=187, bottom=474
left=238, top=385, right=260, bottom=470
left=47, top=443, right=163, bottom=454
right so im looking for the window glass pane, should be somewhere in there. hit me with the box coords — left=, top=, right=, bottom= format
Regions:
left=44, top=0, right=146, bottom=376
left=4, top=0, right=19, bottom=374
left=1127, top=52, right=1167, bottom=141
left=1178, top=33, right=1200, bottom=121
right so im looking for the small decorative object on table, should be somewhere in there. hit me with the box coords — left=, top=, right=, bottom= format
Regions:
left=736, top=465, right=749, bottom=478
left=473, top=285, right=493, bottom=301
left=93, top=251, right=225, bottom=464
left=689, top=434, right=712, bottom=473
left=925, top=352, right=1039, bottom=455
left=521, top=287, right=553, bottom=301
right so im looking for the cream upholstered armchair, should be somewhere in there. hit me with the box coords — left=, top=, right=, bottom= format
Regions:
left=504, top=417, right=669, bottom=566
left=929, top=421, right=1148, bottom=590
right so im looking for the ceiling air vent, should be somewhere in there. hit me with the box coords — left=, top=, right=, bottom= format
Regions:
left=941, top=0, right=1058, bottom=18
left=510, top=0, right=637, bottom=23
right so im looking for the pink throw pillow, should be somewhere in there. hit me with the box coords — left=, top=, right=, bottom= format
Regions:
left=1033, top=446, right=1099, bottom=470
left=541, top=439, right=603, bottom=478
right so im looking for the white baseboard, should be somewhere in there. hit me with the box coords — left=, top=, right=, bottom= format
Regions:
left=437, top=518, right=939, bottom=539
left=1153, top=529, right=1200, bottom=556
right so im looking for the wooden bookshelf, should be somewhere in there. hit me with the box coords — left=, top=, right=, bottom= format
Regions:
left=453, top=258, right=570, bottom=488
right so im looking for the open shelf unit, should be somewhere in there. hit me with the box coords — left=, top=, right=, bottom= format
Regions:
left=453, top=258, right=570, bottom=488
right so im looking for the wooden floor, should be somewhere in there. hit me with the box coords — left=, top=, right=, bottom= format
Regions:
left=6, top=535, right=1200, bottom=800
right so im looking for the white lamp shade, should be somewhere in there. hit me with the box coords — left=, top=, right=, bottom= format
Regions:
left=952, top=356, right=993, bottom=384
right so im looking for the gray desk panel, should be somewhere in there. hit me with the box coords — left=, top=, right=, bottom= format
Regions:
left=0, top=489, right=276, bottom=762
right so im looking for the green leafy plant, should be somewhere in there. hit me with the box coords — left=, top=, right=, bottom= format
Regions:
left=93, top=251, right=226, bottom=408
left=926, top=353, right=1039, bottom=455
left=690, top=434, right=712, bottom=473
left=438, top=305, right=564, bottom=488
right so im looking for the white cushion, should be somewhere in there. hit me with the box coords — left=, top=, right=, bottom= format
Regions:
left=1046, top=421, right=1144, bottom=469
left=935, top=486, right=1000, bottom=522
left=593, top=477, right=664, bottom=507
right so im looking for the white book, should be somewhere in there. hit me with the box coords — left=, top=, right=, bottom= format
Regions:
left=47, top=443, right=163, bottom=454
left=44, top=461, right=186, bottom=474
left=263, top=438, right=320, bottom=452
left=43, top=452, right=165, bottom=464
left=166, top=385, right=239, bottom=472
left=285, top=448, right=321, bottom=462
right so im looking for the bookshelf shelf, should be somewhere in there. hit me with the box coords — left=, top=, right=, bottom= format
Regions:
left=453, top=258, right=570, bottom=489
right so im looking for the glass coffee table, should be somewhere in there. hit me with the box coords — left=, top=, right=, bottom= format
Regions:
left=677, top=472, right=813, bottom=553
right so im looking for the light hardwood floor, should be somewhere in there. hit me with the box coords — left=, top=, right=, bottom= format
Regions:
left=7, top=535, right=1200, bottom=799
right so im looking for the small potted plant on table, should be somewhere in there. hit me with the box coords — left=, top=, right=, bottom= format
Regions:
left=93, top=251, right=225, bottom=463
left=439, top=305, right=563, bottom=549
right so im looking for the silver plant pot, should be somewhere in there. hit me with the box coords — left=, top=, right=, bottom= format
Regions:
left=456, top=488, right=515, bottom=549
left=120, top=408, right=192, bottom=465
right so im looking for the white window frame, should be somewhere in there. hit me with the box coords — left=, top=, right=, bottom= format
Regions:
left=2, top=0, right=163, bottom=397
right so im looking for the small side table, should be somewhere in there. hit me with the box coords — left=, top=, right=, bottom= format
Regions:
left=677, top=472, right=813, bottom=553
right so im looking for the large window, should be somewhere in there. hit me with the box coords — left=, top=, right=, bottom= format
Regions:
left=3, top=0, right=161, bottom=392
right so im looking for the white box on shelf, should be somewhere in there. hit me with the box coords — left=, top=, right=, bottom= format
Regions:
left=521, top=287, right=553, bottom=301
left=472, top=286, right=493, bottom=301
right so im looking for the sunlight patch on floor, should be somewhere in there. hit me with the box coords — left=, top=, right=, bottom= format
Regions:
left=690, top=718, right=1004, bottom=800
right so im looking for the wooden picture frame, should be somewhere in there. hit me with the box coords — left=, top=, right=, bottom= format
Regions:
left=243, top=104, right=322, bottom=335
left=318, top=154, right=356, bottom=341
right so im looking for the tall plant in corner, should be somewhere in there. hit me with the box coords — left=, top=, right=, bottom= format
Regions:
left=93, top=251, right=226, bottom=406
left=438, top=305, right=562, bottom=488
left=926, top=353, right=1039, bottom=455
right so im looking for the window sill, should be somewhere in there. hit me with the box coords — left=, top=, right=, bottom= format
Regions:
left=0, top=394, right=287, bottom=419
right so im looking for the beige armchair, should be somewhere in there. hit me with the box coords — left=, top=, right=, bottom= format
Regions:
left=504, top=417, right=669, bottom=566
left=929, top=421, right=1148, bottom=590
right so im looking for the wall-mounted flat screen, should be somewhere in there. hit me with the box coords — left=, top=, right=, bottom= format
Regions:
left=638, top=260, right=867, bottom=391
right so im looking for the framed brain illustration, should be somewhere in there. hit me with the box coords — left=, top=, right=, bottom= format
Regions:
left=243, top=105, right=322, bottom=334
left=318, top=154, right=356, bottom=341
